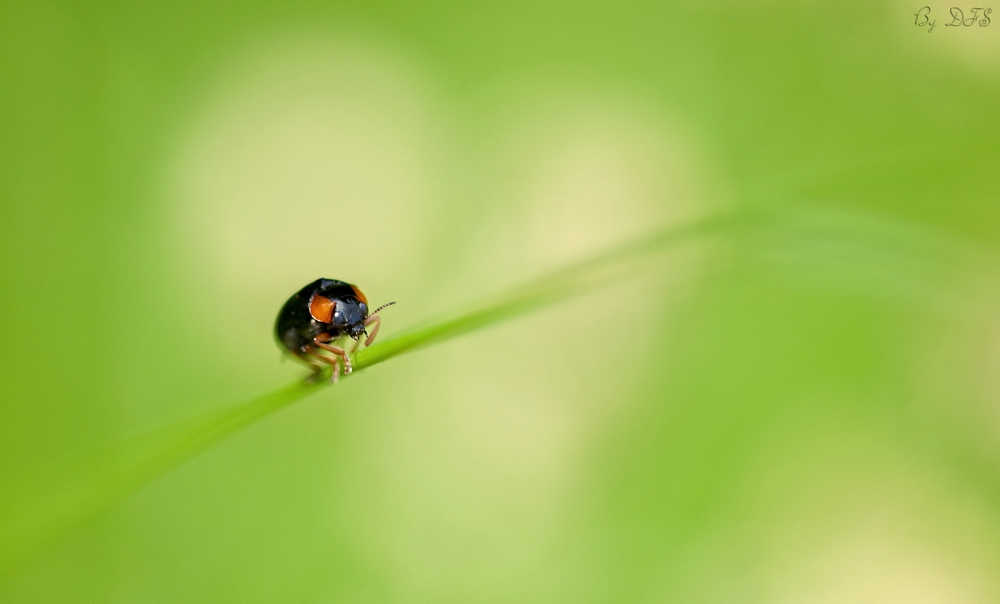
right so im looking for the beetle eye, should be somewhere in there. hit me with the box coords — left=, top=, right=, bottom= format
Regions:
left=359, top=302, right=368, bottom=315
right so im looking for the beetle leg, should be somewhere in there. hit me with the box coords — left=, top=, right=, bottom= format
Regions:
left=351, top=315, right=382, bottom=352
left=363, top=315, right=381, bottom=347
left=306, top=348, right=341, bottom=383
left=311, top=333, right=348, bottom=380
left=292, top=350, right=327, bottom=383
left=306, top=362, right=329, bottom=384
left=313, top=337, right=352, bottom=374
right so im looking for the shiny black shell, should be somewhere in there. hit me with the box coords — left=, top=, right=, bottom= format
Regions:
left=274, top=278, right=369, bottom=354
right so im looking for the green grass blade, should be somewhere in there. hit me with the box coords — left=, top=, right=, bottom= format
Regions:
left=0, top=208, right=758, bottom=582
left=354, top=208, right=757, bottom=370
left=0, top=382, right=316, bottom=582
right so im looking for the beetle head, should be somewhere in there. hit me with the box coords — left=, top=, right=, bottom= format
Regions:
left=332, top=299, right=368, bottom=340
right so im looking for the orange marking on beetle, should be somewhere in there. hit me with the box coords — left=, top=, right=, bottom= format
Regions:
left=350, top=285, right=368, bottom=305
left=309, top=294, right=336, bottom=323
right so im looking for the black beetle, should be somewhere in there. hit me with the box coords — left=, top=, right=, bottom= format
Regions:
left=275, top=278, right=394, bottom=381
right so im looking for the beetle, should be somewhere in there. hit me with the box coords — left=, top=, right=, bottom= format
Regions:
left=275, top=278, right=395, bottom=382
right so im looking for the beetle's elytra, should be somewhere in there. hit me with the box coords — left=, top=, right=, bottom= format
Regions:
left=275, top=278, right=394, bottom=382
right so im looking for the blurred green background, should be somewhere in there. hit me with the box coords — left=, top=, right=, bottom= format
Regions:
left=3, top=0, right=1000, bottom=602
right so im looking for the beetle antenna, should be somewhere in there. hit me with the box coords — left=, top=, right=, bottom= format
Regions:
left=371, top=301, right=396, bottom=315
